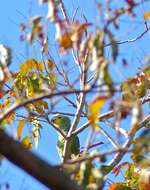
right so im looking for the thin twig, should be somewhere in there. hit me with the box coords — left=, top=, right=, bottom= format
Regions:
left=64, top=148, right=132, bottom=165
left=46, top=116, right=67, bottom=139
left=105, top=26, right=150, bottom=47
left=59, top=0, right=70, bottom=24
left=98, top=127, right=119, bottom=149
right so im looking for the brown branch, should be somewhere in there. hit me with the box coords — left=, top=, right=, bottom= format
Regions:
left=0, top=129, right=82, bottom=190
left=0, top=89, right=92, bottom=123
left=46, top=116, right=67, bottom=139
left=64, top=148, right=132, bottom=165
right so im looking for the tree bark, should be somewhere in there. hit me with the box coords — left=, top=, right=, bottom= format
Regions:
left=0, top=129, right=81, bottom=190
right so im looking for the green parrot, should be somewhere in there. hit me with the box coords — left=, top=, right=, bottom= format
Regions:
left=51, top=114, right=80, bottom=161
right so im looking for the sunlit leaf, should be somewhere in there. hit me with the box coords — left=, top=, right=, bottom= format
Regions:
left=5, top=112, right=15, bottom=125
left=4, top=99, right=10, bottom=107
left=26, top=80, right=34, bottom=97
left=22, top=136, right=32, bottom=149
left=107, top=183, right=132, bottom=190
left=88, top=96, right=108, bottom=130
left=138, top=169, right=150, bottom=190
left=58, top=33, right=73, bottom=51
left=143, top=11, right=150, bottom=20
left=20, top=58, right=43, bottom=75
left=17, top=119, right=26, bottom=139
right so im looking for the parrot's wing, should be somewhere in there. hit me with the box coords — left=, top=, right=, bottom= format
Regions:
left=70, top=136, right=80, bottom=156
left=57, top=135, right=65, bottom=160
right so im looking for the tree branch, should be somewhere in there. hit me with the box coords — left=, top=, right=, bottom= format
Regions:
left=0, top=129, right=82, bottom=190
left=72, top=110, right=114, bottom=136
left=108, top=103, right=141, bottom=167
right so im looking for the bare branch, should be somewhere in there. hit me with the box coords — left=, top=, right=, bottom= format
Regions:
left=65, top=148, right=132, bottom=165
left=98, top=127, right=119, bottom=149
left=72, top=110, right=114, bottom=136
left=108, top=103, right=141, bottom=167
left=105, top=26, right=150, bottom=47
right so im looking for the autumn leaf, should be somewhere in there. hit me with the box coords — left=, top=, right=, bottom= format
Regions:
left=4, top=98, right=10, bottom=107
left=107, top=183, right=132, bottom=190
left=46, top=59, right=55, bottom=70
left=58, top=33, right=73, bottom=51
left=17, top=119, right=26, bottom=139
left=112, top=162, right=128, bottom=176
left=5, top=112, right=15, bottom=125
left=138, top=169, right=150, bottom=190
left=88, top=96, right=108, bottom=130
left=20, top=58, right=43, bottom=74
left=143, top=11, right=150, bottom=20
left=22, top=136, right=32, bottom=149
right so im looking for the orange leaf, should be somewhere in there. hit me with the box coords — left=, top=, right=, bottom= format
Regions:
left=37, top=61, right=44, bottom=72
left=4, top=99, right=10, bottom=107
left=88, top=96, right=108, bottom=129
left=58, top=33, right=73, bottom=51
left=46, top=59, right=55, bottom=70
left=138, top=170, right=150, bottom=190
left=107, top=183, right=121, bottom=190
left=0, top=91, right=5, bottom=99
left=17, top=119, right=26, bottom=139
left=143, top=11, right=150, bottom=20
left=22, top=136, right=32, bottom=149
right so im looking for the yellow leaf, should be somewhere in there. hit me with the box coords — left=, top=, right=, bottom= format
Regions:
left=20, top=58, right=38, bottom=74
left=88, top=96, right=108, bottom=130
left=143, top=11, right=150, bottom=20
left=4, top=99, right=10, bottom=107
left=5, top=112, right=15, bottom=125
left=17, top=119, right=26, bottom=139
left=26, top=80, right=34, bottom=97
left=22, top=136, right=32, bottom=149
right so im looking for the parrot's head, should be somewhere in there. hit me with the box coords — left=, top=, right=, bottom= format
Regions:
left=51, top=114, right=71, bottom=132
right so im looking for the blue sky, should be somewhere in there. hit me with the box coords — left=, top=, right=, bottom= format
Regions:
left=0, top=0, right=150, bottom=190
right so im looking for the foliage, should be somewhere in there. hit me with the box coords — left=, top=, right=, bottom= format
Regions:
left=0, top=0, right=150, bottom=189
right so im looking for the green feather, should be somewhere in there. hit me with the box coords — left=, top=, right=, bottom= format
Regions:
left=51, top=114, right=80, bottom=160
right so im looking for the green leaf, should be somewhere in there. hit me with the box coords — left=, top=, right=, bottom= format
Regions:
left=100, top=165, right=114, bottom=174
